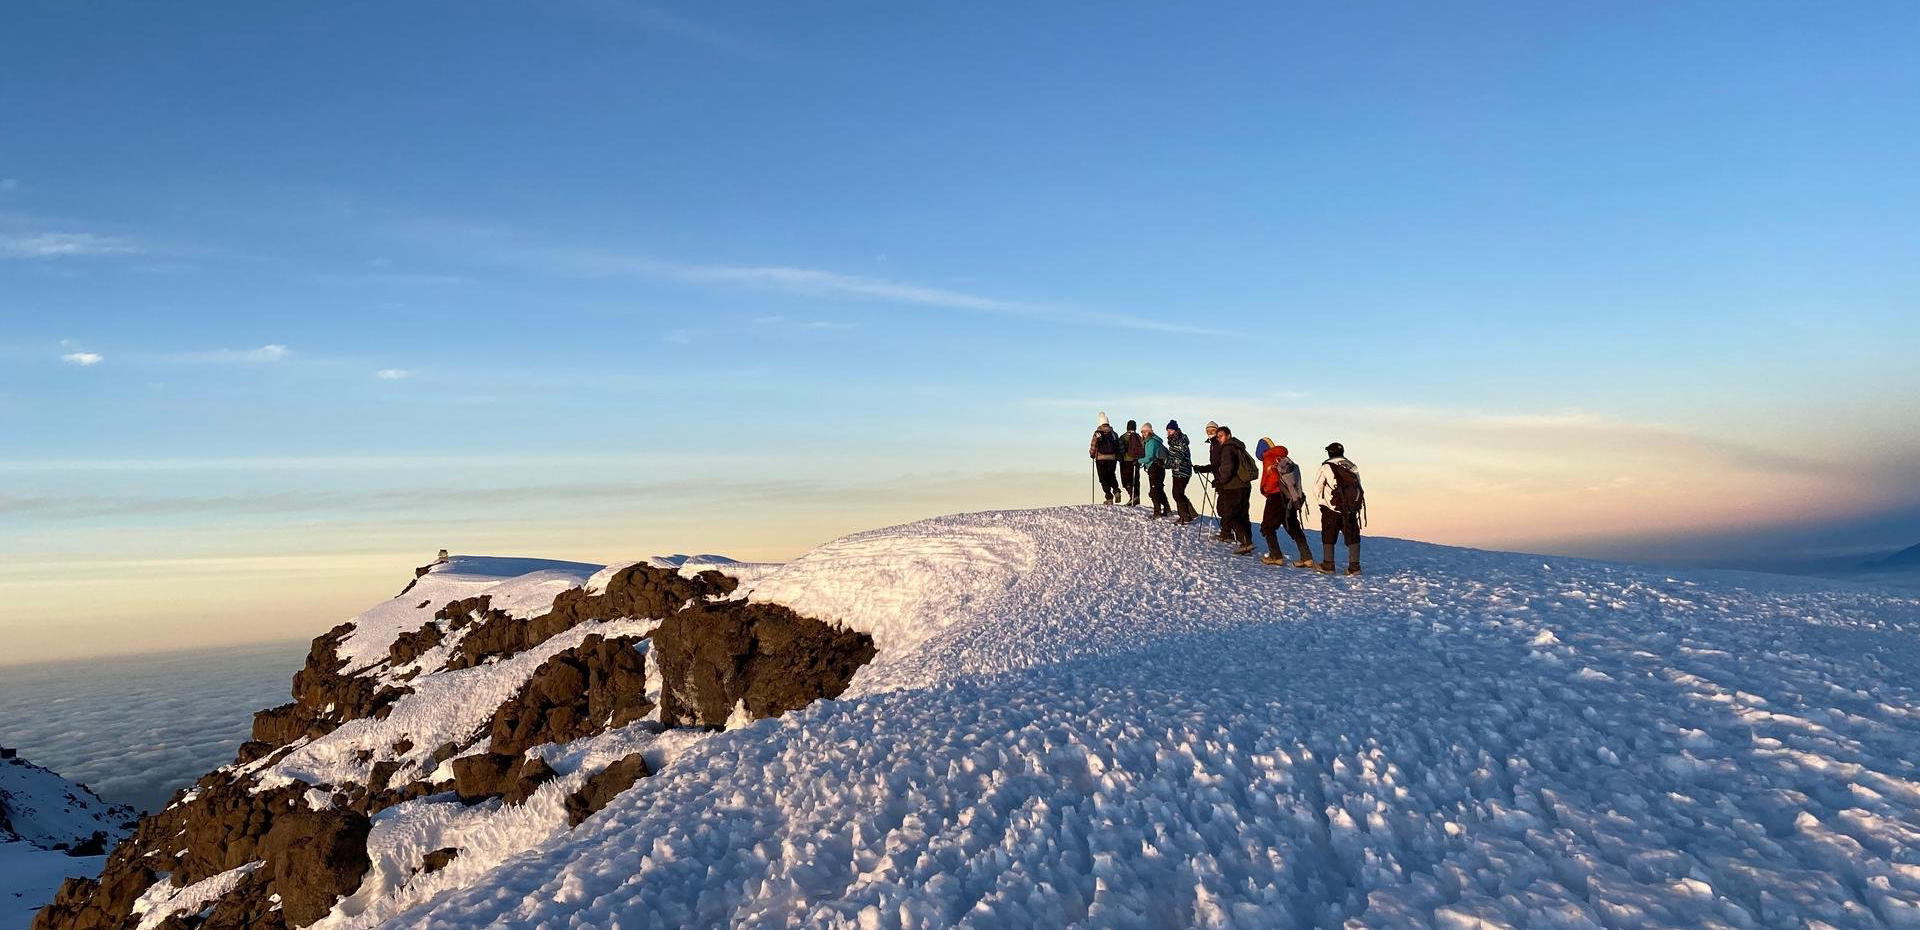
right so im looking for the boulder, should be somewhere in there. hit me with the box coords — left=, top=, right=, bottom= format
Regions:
left=488, top=635, right=653, bottom=756
left=261, top=809, right=373, bottom=927
left=653, top=601, right=875, bottom=728
left=564, top=752, right=652, bottom=826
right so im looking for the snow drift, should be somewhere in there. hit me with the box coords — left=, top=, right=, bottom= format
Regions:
left=34, top=507, right=1920, bottom=929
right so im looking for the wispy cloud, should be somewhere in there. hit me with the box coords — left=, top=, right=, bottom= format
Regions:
left=1, top=231, right=142, bottom=259
left=166, top=344, right=290, bottom=364
left=374, top=368, right=411, bottom=380
left=562, top=0, right=767, bottom=60
left=60, top=352, right=104, bottom=366
left=541, top=248, right=1226, bottom=337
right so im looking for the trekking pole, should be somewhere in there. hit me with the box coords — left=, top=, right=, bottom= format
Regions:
left=1089, top=461, right=1095, bottom=505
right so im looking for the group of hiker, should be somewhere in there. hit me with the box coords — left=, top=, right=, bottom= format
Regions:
left=1088, top=413, right=1365, bottom=575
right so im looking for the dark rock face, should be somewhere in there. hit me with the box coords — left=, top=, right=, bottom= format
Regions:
left=261, top=809, right=374, bottom=927
left=653, top=602, right=876, bottom=728
left=450, top=752, right=556, bottom=806
left=249, top=623, right=411, bottom=752
left=489, top=635, right=654, bottom=756
left=564, top=753, right=652, bottom=827
left=449, top=563, right=735, bottom=670
left=420, top=846, right=459, bottom=873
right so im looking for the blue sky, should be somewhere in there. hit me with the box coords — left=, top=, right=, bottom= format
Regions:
left=3, top=1, right=1918, bottom=661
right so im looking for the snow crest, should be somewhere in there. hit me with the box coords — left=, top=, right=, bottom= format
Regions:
left=373, top=507, right=1920, bottom=929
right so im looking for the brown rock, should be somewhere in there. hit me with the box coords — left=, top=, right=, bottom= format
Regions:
left=653, top=601, right=875, bottom=728
left=261, top=808, right=373, bottom=927
left=488, top=635, right=653, bottom=756
left=420, top=846, right=460, bottom=873
left=449, top=752, right=555, bottom=806
left=564, top=753, right=652, bottom=826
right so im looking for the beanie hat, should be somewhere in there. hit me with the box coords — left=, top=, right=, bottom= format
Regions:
left=1165, top=419, right=1180, bottom=431
left=1205, top=420, right=1219, bottom=432
left=1126, top=419, right=1137, bottom=431
left=1097, top=411, right=1109, bottom=427
left=1325, top=441, right=1344, bottom=456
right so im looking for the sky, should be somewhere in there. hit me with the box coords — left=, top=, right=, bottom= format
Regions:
left=3, top=1, right=1917, bottom=664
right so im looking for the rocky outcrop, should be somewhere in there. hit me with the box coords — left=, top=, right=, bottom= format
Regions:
left=564, top=752, right=652, bottom=826
left=489, top=635, right=653, bottom=756
left=450, top=753, right=556, bottom=806
left=262, top=808, right=373, bottom=926
left=244, top=623, right=411, bottom=760
left=34, top=556, right=888, bottom=930
left=653, top=602, right=876, bottom=728
left=448, top=564, right=735, bottom=670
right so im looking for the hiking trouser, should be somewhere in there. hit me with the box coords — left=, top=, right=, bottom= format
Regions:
left=1171, top=474, right=1195, bottom=519
left=1146, top=465, right=1168, bottom=513
left=1119, top=460, right=1140, bottom=500
left=1261, top=494, right=1310, bottom=555
left=1095, top=459, right=1120, bottom=498
left=1320, top=506, right=1360, bottom=546
left=1217, top=487, right=1253, bottom=543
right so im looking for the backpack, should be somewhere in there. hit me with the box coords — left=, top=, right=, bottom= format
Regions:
left=1234, top=447, right=1259, bottom=486
left=1327, top=460, right=1364, bottom=514
left=1094, top=430, right=1120, bottom=456
left=1123, top=432, right=1144, bottom=460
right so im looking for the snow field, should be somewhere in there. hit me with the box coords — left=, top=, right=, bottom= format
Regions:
left=373, top=507, right=1920, bottom=929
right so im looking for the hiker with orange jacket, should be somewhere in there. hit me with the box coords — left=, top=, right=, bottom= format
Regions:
left=1258, top=444, right=1314, bottom=567
left=1315, top=441, right=1365, bottom=575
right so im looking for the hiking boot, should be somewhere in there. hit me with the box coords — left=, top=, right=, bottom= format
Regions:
left=1261, top=554, right=1288, bottom=566
left=1233, top=542, right=1255, bottom=556
left=1174, top=515, right=1194, bottom=525
left=1293, top=558, right=1316, bottom=568
left=1316, top=561, right=1336, bottom=574
left=1345, top=564, right=1363, bottom=576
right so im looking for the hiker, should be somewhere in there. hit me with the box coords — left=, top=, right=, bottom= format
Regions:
left=1164, top=420, right=1197, bottom=524
left=1088, top=413, right=1123, bottom=504
left=1315, top=441, right=1365, bottom=575
left=1258, top=444, right=1314, bottom=567
left=1198, top=424, right=1257, bottom=555
left=1201, top=421, right=1226, bottom=538
left=1119, top=420, right=1145, bottom=506
left=1139, top=422, right=1171, bottom=518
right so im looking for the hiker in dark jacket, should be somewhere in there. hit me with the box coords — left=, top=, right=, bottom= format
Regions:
left=1314, top=441, right=1364, bottom=574
left=1138, top=422, right=1170, bottom=518
left=1119, top=420, right=1145, bottom=506
left=1258, top=444, right=1314, bottom=567
left=1164, top=420, right=1196, bottom=524
left=1198, top=425, right=1256, bottom=555
left=1198, top=421, right=1228, bottom=539
left=1088, top=413, right=1122, bottom=505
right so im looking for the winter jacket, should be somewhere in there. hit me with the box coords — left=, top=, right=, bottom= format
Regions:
left=1138, top=434, right=1166, bottom=470
left=1121, top=431, right=1144, bottom=462
left=1260, top=447, right=1305, bottom=504
left=1195, top=435, right=1223, bottom=478
left=1088, top=425, right=1121, bottom=461
left=1315, top=456, right=1361, bottom=511
left=1165, top=432, right=1194, bottom=478
left=1209, top=437, right=1254, bottom=491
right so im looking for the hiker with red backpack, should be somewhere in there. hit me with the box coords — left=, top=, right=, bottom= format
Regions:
left=1258, top=444, right=1315, bottom=567
left=1138, top=422, right=1172, bottom=518
left=1088, top=413, right=1124, bottom=505
left=1315, top=441, right=1365, bottom=575
left=1119, top=420, right=1145, bottom=506
left=1197, top=425, right=1258, bottom=555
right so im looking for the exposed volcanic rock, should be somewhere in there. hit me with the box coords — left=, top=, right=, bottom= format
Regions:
left=262, top=808, right=374, bottom=926
left=653, top=601, right=876, bottom=728
left=450, top=752, right=556, bottom=806
left=564, top=752, right=652, bottom=826
left=488, top=635, right=654, bottom=756
left=246, top=623, right=411, bottom=755
left=36, top=557, right=833, bottom=930
left=448, top=563, right=735, bottom=670
left=420, top=846, right=460, bottom=873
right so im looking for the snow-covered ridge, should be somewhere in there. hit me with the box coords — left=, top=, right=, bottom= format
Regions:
left=35, top=507, right=1920, bottom=929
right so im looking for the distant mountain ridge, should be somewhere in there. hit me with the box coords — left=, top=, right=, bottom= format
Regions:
left=1868, top=542, right=1920, bottom=568
left=2, top=747, right=135, bottom=930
